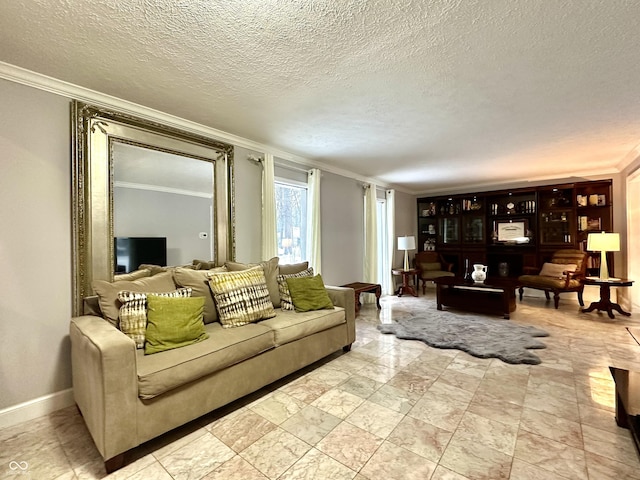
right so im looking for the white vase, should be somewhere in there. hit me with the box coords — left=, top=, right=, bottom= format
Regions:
left=471, top=264, right=487, bottom=283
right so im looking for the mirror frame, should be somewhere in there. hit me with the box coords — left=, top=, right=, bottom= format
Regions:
left=71, top=101, right=235, bottom=316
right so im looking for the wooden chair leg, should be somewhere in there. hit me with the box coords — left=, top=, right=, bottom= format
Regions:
left=553, top=292, right=560, bottom=309
left=422, top=279, right=426, bottom=295
left=518, top=287, right=524, bottom=300
left=577, top=290, right=584, bottom=306
left=544, top=291, right=551, bottom=301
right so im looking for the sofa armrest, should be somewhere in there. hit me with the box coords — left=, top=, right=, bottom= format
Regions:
left=70, top=315, right=138, bottom=461
left=325, top=286, right=356, bottom=346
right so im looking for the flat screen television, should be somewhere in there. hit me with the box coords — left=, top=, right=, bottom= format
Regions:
left=114, top=237, right=167, bottom=273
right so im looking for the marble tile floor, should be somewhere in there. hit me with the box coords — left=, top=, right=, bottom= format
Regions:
left=3, top=291, right=640, bottom=479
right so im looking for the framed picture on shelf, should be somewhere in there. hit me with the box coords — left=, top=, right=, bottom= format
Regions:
left=496, top=220, right=529, bottom=243
left=587, top=217, right=602, bottom=231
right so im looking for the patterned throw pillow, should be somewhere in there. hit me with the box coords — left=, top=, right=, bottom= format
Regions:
left=207, top=266, right=276, bottom=328
left=117, top=287, right=192, bottom=348
left=225, top=257, right=280, bottom=307
left=277, top=267, right=314, bottom=311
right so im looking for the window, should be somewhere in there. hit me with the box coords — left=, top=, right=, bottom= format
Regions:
left=275, top=180, right=308, bottom=264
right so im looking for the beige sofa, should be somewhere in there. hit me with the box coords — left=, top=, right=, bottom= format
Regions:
left=70, top=266, right=355, bottom=472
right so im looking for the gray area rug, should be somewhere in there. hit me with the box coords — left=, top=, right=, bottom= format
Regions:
left=378, top=312, right=549, bottom=365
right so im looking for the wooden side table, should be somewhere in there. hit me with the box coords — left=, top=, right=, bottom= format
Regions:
left=340, top=282, right=382, bottom=315
left=392, top=268, right=419, bottom=297
left=581, top=277, right=634, bottom=319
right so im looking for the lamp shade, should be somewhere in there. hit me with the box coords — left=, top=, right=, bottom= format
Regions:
left=397, top=236, right=416, bottom=251
left=586, top=232, right=620, bottom=252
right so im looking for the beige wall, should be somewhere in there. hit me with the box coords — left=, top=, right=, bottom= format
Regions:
left=0, top=79, right=72, bottom=411
left=319, top=172, right=365, bottom=286
left=393, top=190, right=417, bottom=270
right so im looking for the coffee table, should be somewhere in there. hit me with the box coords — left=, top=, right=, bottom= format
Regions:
left=433, top=276, right=519, bottom=319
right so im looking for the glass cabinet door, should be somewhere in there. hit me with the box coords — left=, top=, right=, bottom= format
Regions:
left=438, top=217, right=459, bottom=244
left=462, top=215, right=484, bottom=244
left=540, top=210, right=573, bottom=245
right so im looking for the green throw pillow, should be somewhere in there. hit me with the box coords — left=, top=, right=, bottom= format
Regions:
left=286, top=274, right=334, bottom=313
left=144, top=295, right=208, bottom=355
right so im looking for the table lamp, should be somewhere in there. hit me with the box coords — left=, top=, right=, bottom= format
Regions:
left=586, top=231, right=620, bottom=280
left=397, top=235, right=416, bottom=271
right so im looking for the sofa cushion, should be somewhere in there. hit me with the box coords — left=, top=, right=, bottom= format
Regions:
left=113, top=268, right=152, bottom=282
left=277, top=267, right=314, bottom=310
left=144, top=296, right=208, bottom=355
left=207, top=267, right=276, bottom=328
left=519, top=275, right=582, bottom=290
left=286, top=274, right=334, bottom=312
left=420, top=270, right=455, bottom=280
left=117, top=287, right=192, bottom=348
left=173, top=266, right=227, bottom=324
left=418, top=262, right=442, bottom=272
left=225, top=257, right=280, bottom=307
left=138, top=264, right=171, bottom=276
left=137, top=322, right=275, bottom=399
left=192, top=259, right=217, bottom=270
left=259, top=307, right=346, bottom=346
left=279, top=261, right=309, bottom=275
left=93, top=271, right=177, bottom=327
left=539, top=262, right=578, bottom=279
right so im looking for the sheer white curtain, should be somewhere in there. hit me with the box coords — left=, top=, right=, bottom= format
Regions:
left=306, top=168, right=322, bottom=273
left=363, top=184, right=378, bottom=302
left=261, top=153, right=278, bottom=260
left=385, top=189, right=396, bottom=295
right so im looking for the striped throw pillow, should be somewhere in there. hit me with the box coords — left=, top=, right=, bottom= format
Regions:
left=117, top=287, right=192, bottom=348
left=207, top=266, right=276, bottom=328
left=277, top=267, right=314, bottom=310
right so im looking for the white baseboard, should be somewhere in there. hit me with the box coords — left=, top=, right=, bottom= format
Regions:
left=0, top=389, right=75, bottom=430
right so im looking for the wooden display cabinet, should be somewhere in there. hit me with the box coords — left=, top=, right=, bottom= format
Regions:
left=416, top=179, right=613, bottom=278
left=575, top=180, right=613, bottom=276
left=538, top=185, right=574, bottom=246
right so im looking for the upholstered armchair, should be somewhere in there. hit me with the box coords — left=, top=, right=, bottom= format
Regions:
left=414, top=251, right=455, bottom=294
left=518, top=249, right=588, bottom=309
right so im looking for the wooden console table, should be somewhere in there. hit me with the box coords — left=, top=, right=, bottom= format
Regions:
left=433, top=276, right=519, bottom=319
left=581, top=277, right=634, bottom=319
left=340, top=282, right=382, bottom=315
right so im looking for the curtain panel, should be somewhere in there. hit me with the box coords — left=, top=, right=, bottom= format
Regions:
left=306, top=168, right=322, bottom=273
left=261, top=153, right=278, bottom=260
left=363, top=184, right=378, bottom=302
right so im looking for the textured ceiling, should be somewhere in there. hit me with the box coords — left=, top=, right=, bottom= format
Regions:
left=1, top=0, right=640, bottom=193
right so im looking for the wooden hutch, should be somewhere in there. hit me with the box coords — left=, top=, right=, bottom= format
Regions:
left=417, top=179, right=613, bottom=278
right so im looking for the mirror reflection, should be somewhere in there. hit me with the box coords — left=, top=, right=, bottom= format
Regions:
left=71, top=101, right=234, bottom=316
left=112, top=142, right=214, bottom=271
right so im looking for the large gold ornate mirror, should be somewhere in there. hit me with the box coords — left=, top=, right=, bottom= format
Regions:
left=71, top=101, right=234, bottom=315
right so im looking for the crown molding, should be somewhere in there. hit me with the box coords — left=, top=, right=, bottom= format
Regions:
left=617, top=142, right=640, bottom=173
left=0, top=61, right=402, bottom=193
left=114, top=181, right=213, bottom=199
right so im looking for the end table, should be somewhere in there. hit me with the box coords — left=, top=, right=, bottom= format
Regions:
left=392, top=268, right=419, bottom=297
left=581, top=277, right=634, bottom=319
